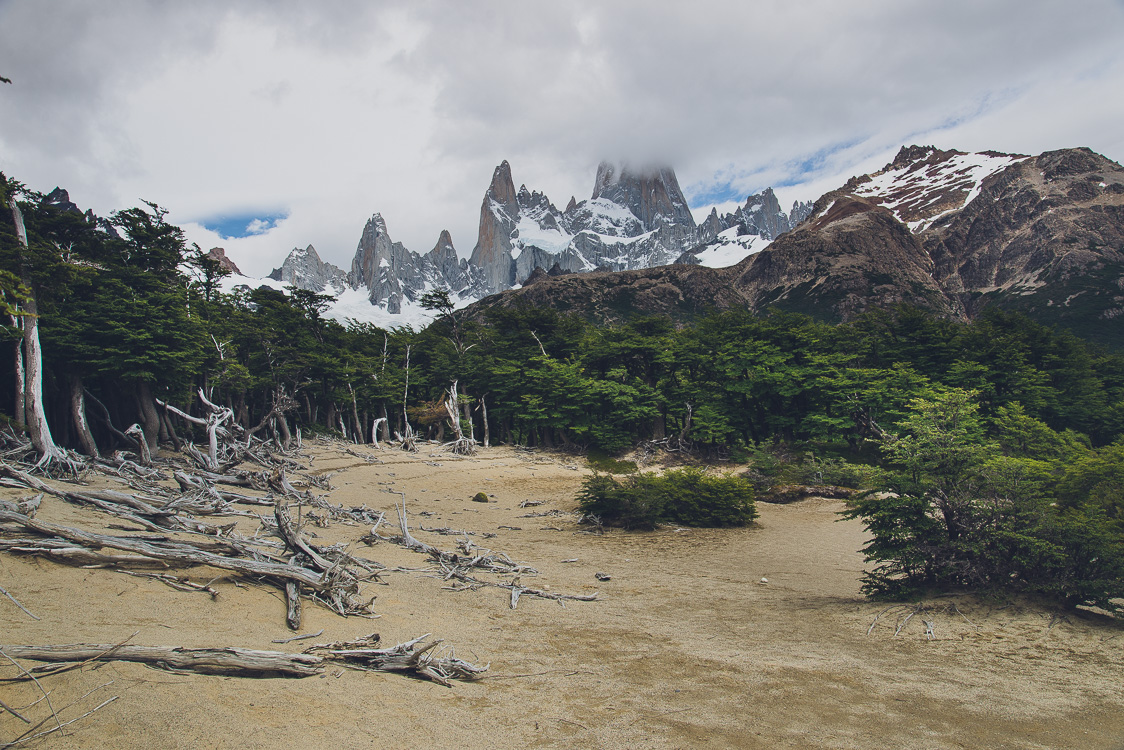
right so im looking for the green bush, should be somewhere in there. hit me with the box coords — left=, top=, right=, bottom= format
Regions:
left=577, top=467, right=757, bottom=530
left=843, top=389, right=1124, bottom=611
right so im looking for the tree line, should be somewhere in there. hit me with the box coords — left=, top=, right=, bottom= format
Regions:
left=2, top=175, right=1123, bottom=461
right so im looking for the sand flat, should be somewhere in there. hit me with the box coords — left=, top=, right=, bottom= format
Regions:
left=2, top=442, right=1122, bottom=749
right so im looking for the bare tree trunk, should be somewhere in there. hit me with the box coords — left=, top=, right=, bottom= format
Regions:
left=10, top=315, right=24, bottom=427
left=277, top=412, right=292, bottom=448
left=8, top=197, right=62, bottom=462
left=135, top=382, right=161, bottom=453
left=379, top=403, right=390, bottom=442
left=480, top=393, right=490, bottom=448
left=348, top=383, right=361, bottom=444
left=67, top=374, right=98, bottom=456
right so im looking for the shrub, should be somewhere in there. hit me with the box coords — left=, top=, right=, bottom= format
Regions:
left=843, top=389, right=1124, bottom=611
left=577, top=467, right=757, bottom=530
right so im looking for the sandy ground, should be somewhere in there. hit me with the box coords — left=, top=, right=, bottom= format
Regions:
left=1, top=441, right=1123, bottom=749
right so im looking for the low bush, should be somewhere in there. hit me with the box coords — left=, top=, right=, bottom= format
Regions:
left=577, top=467, right=757, bottom=530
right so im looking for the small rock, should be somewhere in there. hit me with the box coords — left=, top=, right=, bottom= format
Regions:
left=595, top=572, right=611, bottom=581
left=472, top=492, right=489, bottom=503
left=759, top=577, right=769, bottom=584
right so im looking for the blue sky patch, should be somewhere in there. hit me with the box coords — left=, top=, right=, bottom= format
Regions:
left=779, top=136, right=869, bottom=185
left=199, top=210, right=288, bottom=239
left=687, top=181, right=747, bottom=208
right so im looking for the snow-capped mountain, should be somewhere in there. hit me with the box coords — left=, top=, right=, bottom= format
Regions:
left=249, top=159, right=809, bottom=325
left=468, top=160, right=705, bottom=296
left=266, top=245, right=347, bottom=294
left=680, top=187, right=813, bottom=266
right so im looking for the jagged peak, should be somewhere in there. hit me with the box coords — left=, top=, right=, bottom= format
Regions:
left=43, top=187, right=82, bottom=213
left=428, top=229, right=455, bottom=257
left=591, top=160, right=695, bottom=230
left=363, top=213, right=390, bottom=236
left=486, top=160, right=518, bottom=207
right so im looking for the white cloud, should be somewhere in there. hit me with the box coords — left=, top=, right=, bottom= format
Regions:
left=244, top=218, right=272, bottom=236
left=2, top=0, right=1122, bottom=278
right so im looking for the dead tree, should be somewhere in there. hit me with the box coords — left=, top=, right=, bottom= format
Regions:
left=6, top=196, right=71, bottom=471
left=442, top=380, right=477, bottom=455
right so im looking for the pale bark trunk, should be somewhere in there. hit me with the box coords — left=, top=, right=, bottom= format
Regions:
left=67, top=374, right=98, bottom=456
left=10, top=314, right=24, bottom=427
left=480, top=393, right=490, bottom=448
left=348, top=383, right=361, bottom=444
left=135, top=381, right=161, bottom=453
left=8, top=197, right=61, bottom=461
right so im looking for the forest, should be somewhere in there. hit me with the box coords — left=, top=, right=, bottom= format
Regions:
left=2, top=176, right=1123, bottom=609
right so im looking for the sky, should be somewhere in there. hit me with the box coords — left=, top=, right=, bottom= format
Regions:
left=2, top=0, right=1123, bottom=278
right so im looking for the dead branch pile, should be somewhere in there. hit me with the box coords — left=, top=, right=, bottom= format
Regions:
left=368, top=502, right=597, bottom=610
left=0, top=427, right=384, bottom=630
left=304, top=633, right=488, bottom=686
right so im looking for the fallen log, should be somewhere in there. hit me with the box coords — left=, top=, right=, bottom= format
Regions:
left=0, top=635, right=488, bottom=685
left=0, top=643, right=323, bottom=677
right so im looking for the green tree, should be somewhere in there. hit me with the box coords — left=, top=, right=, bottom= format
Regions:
left=844, top=388, right=1124, bottom=609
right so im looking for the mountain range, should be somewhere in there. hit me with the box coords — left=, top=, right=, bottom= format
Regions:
left=231, top=144, right=1123, bottom=348
left=248, top=160, right=811, bottom=323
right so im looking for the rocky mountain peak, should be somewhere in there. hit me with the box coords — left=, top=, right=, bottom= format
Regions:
left=43, top=187, right=81, bottom=214
left=487, top=160, right=519, bottom=216
left=268, top=244, right=346, bottom=293
left=206, top=247, right=242, bottom=276
left=591, top=161, right=696, bottom=230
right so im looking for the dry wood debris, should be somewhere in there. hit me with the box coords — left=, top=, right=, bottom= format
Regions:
left=367, top=502, right=598, bottom=609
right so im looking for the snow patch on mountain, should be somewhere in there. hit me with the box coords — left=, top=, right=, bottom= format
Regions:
left=854, top=148, right=1028, bottom=232
left=693, top=229, right=772, bottom=268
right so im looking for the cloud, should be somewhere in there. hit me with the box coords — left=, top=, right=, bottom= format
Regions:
left=2, top=1, right=1122, bottom=277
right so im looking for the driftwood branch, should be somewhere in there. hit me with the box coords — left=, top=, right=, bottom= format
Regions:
left=0, top=644, right=323, bottom=677
left=0, top=635, right=487, bottom=685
